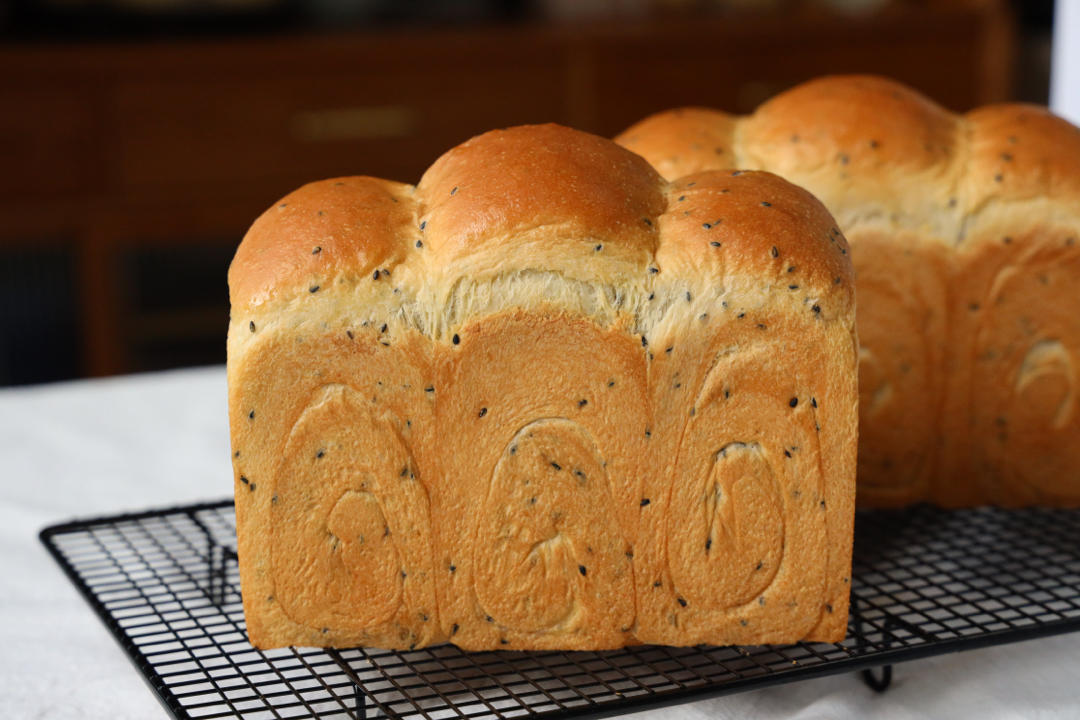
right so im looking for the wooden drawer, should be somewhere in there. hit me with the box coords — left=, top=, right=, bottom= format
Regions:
left=111, top=61, right=567, bottom=192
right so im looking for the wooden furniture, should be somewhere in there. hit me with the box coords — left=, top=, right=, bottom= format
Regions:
left=0, top=0, right=1014, bottom=380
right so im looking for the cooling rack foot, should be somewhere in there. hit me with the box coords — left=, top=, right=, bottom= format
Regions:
left=862, top=665, right=893, bottom=692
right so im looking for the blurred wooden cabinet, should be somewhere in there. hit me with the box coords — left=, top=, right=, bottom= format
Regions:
left=0, top=0, right=1013, bottom=381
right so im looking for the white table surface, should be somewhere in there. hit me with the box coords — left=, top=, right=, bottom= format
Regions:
left=1, top=365, right=1077, bottom=719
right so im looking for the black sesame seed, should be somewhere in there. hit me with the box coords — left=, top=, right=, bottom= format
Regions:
left=551, top=462, right=562, bottom=471
left=784, top=449, right=791, bottom=458
left=654, top=580, right=662, bottom=587
left=608, top=379, right=615, bottom=387
left=400, top=466, right=409, bottom=477
left=478, top=407, right=487, bottom=418
left=316, top=449, right=325, bottom=459
left=756, top=561, right=764, bottom=571
left=1001, top=152, right=1013, bottom=162
left=995, top=173, right=1003, bottom=183
left=789, top=397, right=798, bottom=408
left=595, top=244, right=603, bottom=251
left=419, top=220, right=427, bottom=231
left=486, top=615, right=494, bottom=623
left=312, top=246, right=322, bottom=255
left=705, top=538, right=712, bottom=551
left=702, top=223, right=712, bottom=230
left=579, top=565, right=587, bottom=576
left=641, top=335, right=648, bottom=348
left=248, top=410, right=255, bottom=420
left=761, top=201, right=772, bottom=207
left=416, top=240, right=423, bottom=248
left=380, top=323, right=388, bottom=333
left=240, top=475, right=248, bottom=484
left=677, top=597, right=688, bottom=607
left=249, top=483, right=256, bottom=492
left=812, top=305, right=821, bottom=314
left=644, top=428, right=651, bottom=437
left=759, top=596, right=766, bottom=606
left=788, top=284, right=799, bottom=290
left=449, top=564, right=456, bottom=573
left=740, top=619, right=748, bottom=626
left=757, top=323, right=766, bottom=330
left=649, top=267, right=659, bottom=274
left=678, top=195, right=686, bottom=201
left=451, top=623, right=459, bottom=635
left=1003, top=236, right=1012, bottom=244
left=643, top=218, right=653, bottom=227
left=450, top=186, right=458, bottom=195
left=870, top=139, right=880, bottom=149
left=820, top=499, right=827, bottom=509
left=425, top=386, right=435, bottom=393
left=309, top=285, right=320, bottom=293
left=710, top=241, right=721, bottom=247
left=641, top=498, right=651, bottom=507
left=811, top=397, right=818, bottom=408
left=452, top=334, right=460, bottom=345
left=665, top=346, right=673, bottom=354
left=578, top=398, right=588, bottom=408
left=730, top=171, right=741, bottom=177
left=771, top=246, right=779, bottom=258
left=249, top=321, right=256, bottom=332
left=825, top=603, right=834, bottom=613
left=500, top=638, right=509, bottom=645
left=685, top=291, right=692, bottom=302
left=737, top=312, right=745, bottom=319
left=373, top=270, right=380, bottom=280
left=839, top=153, right=850, bottom=165
left=346, top=330, right=354, bottom=339
left=234, top=450, right=240, bottom=458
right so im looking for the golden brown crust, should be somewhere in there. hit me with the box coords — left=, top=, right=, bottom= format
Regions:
left=616, top=74, right=1080, bottom=508
left=618, top=108, right=737, bottom=181
left=229, top=177, right=415, bottom=314
left=228, top=123, right=857, bottom=651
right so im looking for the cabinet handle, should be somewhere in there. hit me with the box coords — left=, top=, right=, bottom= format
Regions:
left=291, top=105, right=420, bottom=142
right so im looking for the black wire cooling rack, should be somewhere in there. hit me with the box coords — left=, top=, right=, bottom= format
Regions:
left=41, top=500, right=1080, bottom=720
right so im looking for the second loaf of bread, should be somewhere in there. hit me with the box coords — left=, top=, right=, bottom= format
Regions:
left=227, top=124, right=858, bottom=651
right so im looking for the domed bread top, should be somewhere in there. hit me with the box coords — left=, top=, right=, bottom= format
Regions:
left=230, top=123, right=853, bottom=332
left=229, top=177, right=415, bottom=313
left=658, top=170, right=852, bottom=308
left=963, top=104, right=1080, bottom=208
left=416, top=124, right=666, bottom=284
left=615, top=108, right=737, bottom=181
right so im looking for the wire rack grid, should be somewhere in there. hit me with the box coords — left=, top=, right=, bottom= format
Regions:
left=40, top=500, right=1080, bottom=720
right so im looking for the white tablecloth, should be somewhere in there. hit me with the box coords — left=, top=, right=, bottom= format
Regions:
left=1, top=366, right=1076, bottom=719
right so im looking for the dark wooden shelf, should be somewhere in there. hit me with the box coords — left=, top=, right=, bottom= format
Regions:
left=0, top=1, right=1015, bottom=381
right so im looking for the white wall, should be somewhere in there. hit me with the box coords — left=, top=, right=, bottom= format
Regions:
left=1051, top=0, right=1080, bottom=124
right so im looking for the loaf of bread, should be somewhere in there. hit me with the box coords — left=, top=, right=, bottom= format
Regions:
left=618, top=75, right=1080, bottom=508
left=227, top=124, right=858, bottom=651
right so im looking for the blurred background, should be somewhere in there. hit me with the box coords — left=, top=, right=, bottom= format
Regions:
left=0, top=0, right=1060, bottom=385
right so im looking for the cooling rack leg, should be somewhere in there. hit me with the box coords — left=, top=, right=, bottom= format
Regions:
left=352, top=683, right=368, bottom=720
left=862, top=665, right=893, bottom=692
